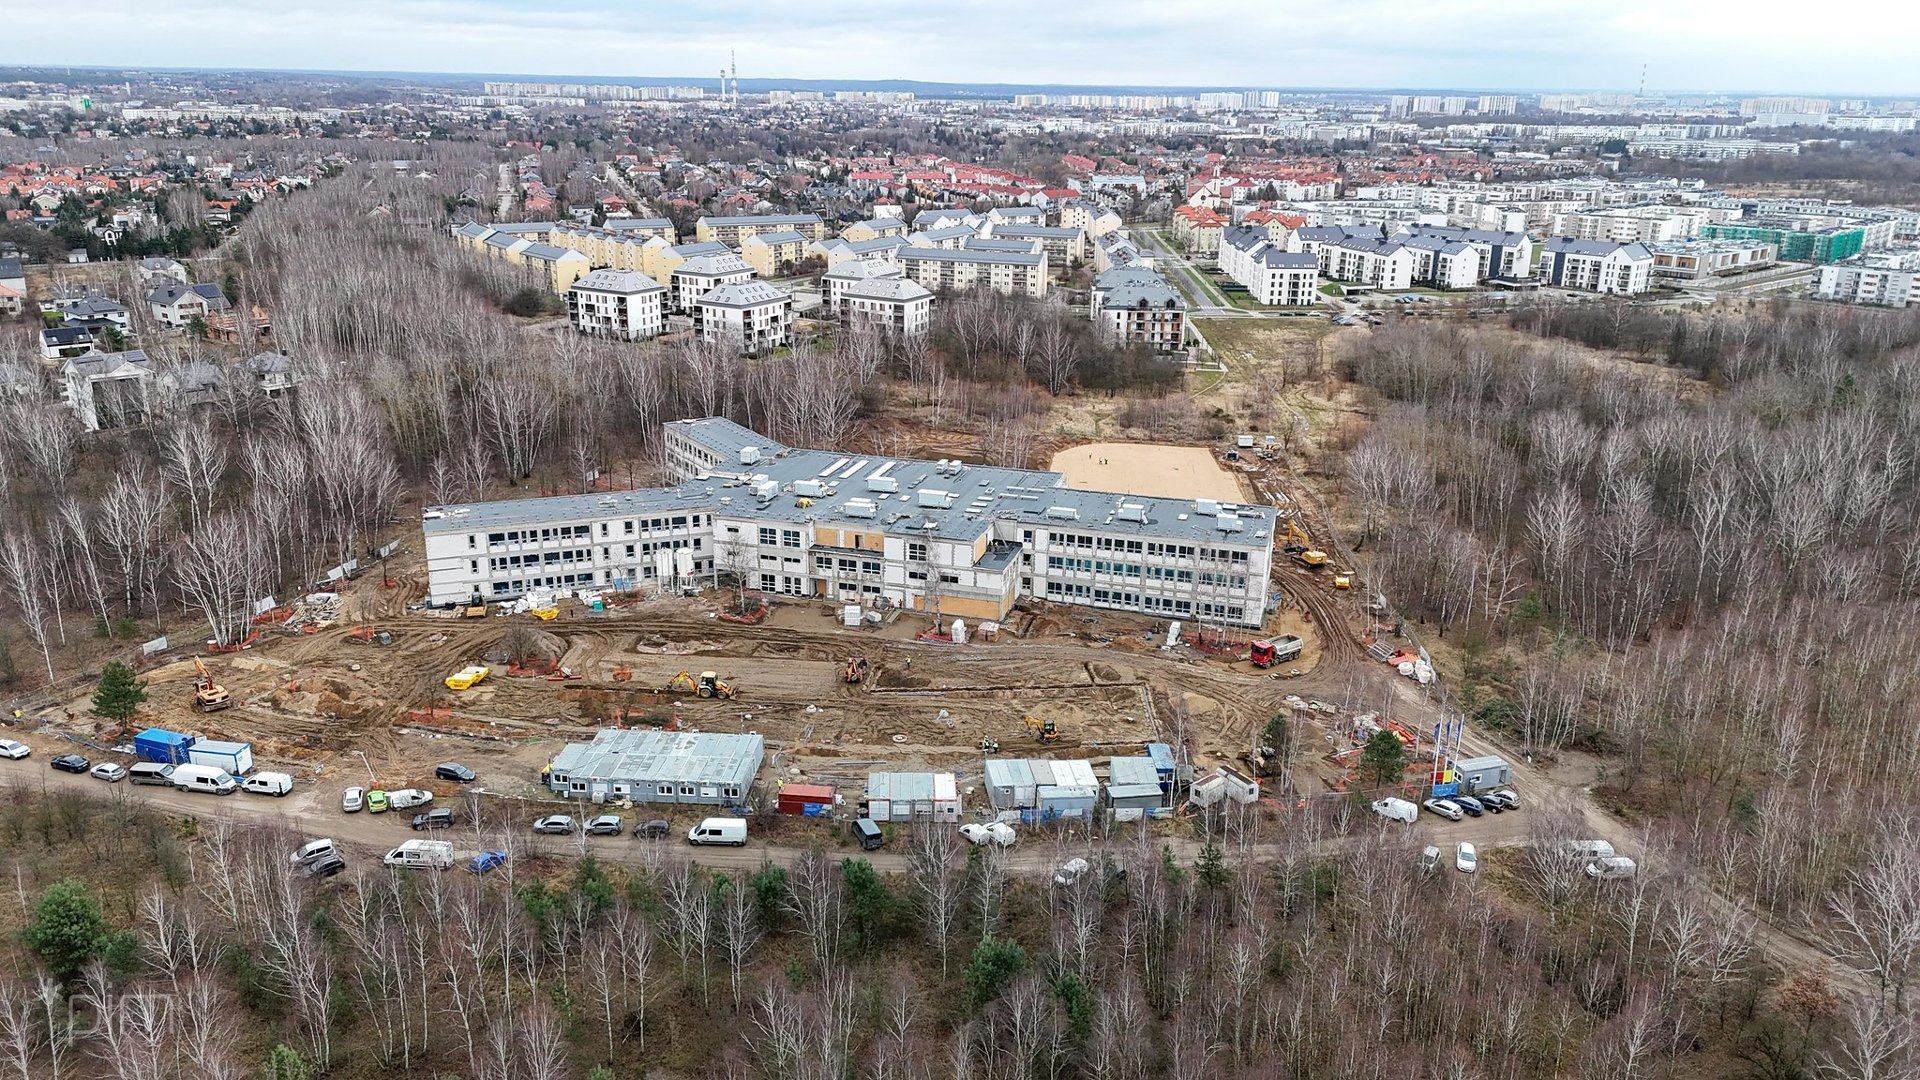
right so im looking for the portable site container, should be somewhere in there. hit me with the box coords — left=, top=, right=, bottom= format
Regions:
left=1035, top=784, right=1098, bottom=821
left=133, top=728, right=195, bottom=765
left=1218, top=766, right=1261, bottom=805
left=1189, top=773, right=1228, bottom=808
left=188, top=739, right=253, bottom=776
left=983, top=759, right=1035, bottom=810
left=1106, top=783, right=1166, bottom=810
left=1145, top=743, right=1177, bottom=791
left=1107, top=757, right=1165, bottom=809
left=777, top=783, right=836, bottom=817
left=1454, top=755, right=1512, bottom=792
left=865, top=772, right=960, bottom=822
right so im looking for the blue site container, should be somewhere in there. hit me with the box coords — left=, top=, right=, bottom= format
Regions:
left=133, top=728, right=195, bottom=765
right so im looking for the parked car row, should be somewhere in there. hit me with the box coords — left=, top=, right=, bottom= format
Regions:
left=340, top=785, right=433, bottom=813
left=1421, top=789, right=1521, bottom=822
left=34, top=748, right=296, bottom=797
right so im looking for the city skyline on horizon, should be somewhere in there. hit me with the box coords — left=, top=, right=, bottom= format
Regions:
left=2, top=0, right=1918, bottom=98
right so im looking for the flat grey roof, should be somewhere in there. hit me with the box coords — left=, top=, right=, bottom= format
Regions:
left=550, top=729, right=764, bottom=787
left=701, top=213, right=822, bottom=226
left=428, top=419, right=1277, bottom=547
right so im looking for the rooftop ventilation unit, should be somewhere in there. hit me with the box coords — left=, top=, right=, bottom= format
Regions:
left=844, top=499, right=876, bottom=519
left=1196, top=498, right=1221, bottom=516
left=753, top=480, right=778, bottom=502
left=793, top=480, right=825, bottom=497
left=917, top=490, right=954, bottom=509
left=739, top=446, right=760, bottom=465
left=867, top=475, right=899, bottom=493
left=1116, top=503, right=1146, bottom=522
left=1216, top=514, right=1244, bottom=533
left=1045, top=506, right=1080, bottom=521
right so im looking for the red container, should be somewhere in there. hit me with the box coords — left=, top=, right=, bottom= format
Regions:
left=777, top=784, right=836, bottom=815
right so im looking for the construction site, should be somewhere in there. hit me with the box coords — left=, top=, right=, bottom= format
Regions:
left=40, top=435, right=1450, bottom=819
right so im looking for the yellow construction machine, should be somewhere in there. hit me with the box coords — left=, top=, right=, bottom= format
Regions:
left=1282, top=520, right=1329, bottom=569
left=192, top=657, right=232, bottom=712
left=1024, top=715, right=1061, bottom=743
left=671, top=670, right=737, bottom=699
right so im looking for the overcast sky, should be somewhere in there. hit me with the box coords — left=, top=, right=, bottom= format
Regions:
left=6, top=0, right=1918, bottom=94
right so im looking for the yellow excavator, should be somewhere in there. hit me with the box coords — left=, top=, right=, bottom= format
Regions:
left=193, top=657, right=232, bottom=712
left=1024, top=715, right=1061, bottom=743
left=1281, top=519, right=1328, bottom=569
left=670, top=670, right=737, bottom=699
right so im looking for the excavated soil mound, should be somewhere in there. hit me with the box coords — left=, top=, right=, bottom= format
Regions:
left=483, top=627, right=566, bottom=664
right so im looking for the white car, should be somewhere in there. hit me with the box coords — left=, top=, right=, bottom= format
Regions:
left=90, top=762, right=128, bottom=783
left=387, top=788, right=434, bottom=810
left=341, top=786, right=365, bottom=813
left=1053, top=857, right=1091, bottom=886
left=290, top=838, right=339, bottom=867
left=1586, top=856, right=1637, bottom=880
left=1422, top=798, right=1463, bottom=822
left=959, top=822, right=1017, bottom=848
left=0, top=739, right=29, bottom=759
left=1456, top=842, right=1478, bottom=873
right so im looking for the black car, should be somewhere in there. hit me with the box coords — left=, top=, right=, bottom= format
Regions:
left=434, top=762, right=476, bottom=783
left=305, top=855, right=348, bottom=878
left=411, top=809, right=455, bottom=831
left=1454, top=795, right=1487, bottom=817
left=634, top=819, right=670, bottom=840
left=50, top=753, right=90, bottom=774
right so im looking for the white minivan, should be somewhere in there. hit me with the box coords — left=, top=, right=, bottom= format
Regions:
left=242, top=771, right=294, bottom=796
left=171, top=763, right=238, bottom=795
left=383, top=839, right=454, bottom=870
left=1370, top=797, right=1418, bottom=824
left=1565, top=840, right=1616, bottom=861
left=687, top=817, right=747, bottom=847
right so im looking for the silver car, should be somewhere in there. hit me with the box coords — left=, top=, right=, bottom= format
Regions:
left=341, top=786, right=365, bottom=813
left=532, top=815, right=576, bottom=835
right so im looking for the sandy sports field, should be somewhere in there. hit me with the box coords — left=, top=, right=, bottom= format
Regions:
left=1049, top=443, right=1247, bottom=501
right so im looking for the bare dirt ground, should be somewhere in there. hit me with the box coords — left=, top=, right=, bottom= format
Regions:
left=1048, top=442, right=1248, bottom=501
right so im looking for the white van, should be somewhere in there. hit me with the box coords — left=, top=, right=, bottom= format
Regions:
left=687, top=817, right=747, bottom=847
left=241, top=771, right=294, bottom=797
left=1370, top=797, right=1418, bottom=824
left=383, top=839, right=454, bottom=870
left=171, top=763, right=238, bottom=795
left=1565, top=840, right=1616, bottom=861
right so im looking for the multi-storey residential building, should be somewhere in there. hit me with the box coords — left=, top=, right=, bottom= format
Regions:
left=1171, top=206, right=1227, bottom=255
left=738, top=230, right=809, bottom=277
left=1089, top=267, right=1188, bottom=352
left=839, top=218, right=910, bottom=243
left=548, top=220, right=678, bottom=269
left=841, top=277, right=933, bottom=338
left=809, top=235, right=907, bottom=269
left=1321, top=238, right=1415, bottom=290
left=987, top=225, right=1086, bottom=269
left=1552, top=206, right=1713, bottom=244
left=1646, top=239, right=1777, bottom=280
left=1219, top=225, right=1320, bottom=306
left=452, top=222, right=592, bottom=292
left=566, top=269, right=667, bottom=340
left=898, top=249, right=1048, bottom=297
left=694, top=213, right=827, bottom=245
left=1816, top=248, right=1920, bottom=307
left=692, top=282, right=793, bottom=354
left=906, top=225, right=978, bottom=250
left=1536, top=238, right=1654, bottom=294
left=1389, top=226, right=1535, bottom=285
left=669, top=252, right=753, bottom=312
left=822, top=258, right=905, bottom=311
left=422, top=417, right=1275, bottom=627
left=1699, top=221, right=1866, bottom=263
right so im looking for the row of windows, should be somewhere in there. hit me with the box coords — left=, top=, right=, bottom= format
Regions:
left=1197, top=571, right=1250, bottom=589
left=479, top=515, right=702, bottom=549
left=1198, top=603, right=1246, bottom=620
left=757, top=527, right=803, bottom=548
left=1045, top=582, right=1196, bottom=616
left=490, top=572, right=597, bottom=594
left=816, top=557, right=883, bottom=575
left=489, top=547, right=592, bottom=571
left=1198, top=547, right=1252, bottom=565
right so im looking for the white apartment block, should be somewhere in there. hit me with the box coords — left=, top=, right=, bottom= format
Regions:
left=1219, top=226, right=1320, bottom=306
left=986, top=225, right=1086, bottom=269
left=692, top=282, right=794, bottom=354
left=566, top=269, right=667, bottom=341
left=898, top=249, right=1048, bottom=297
left=841, top=278, right=933, bottom=338
left=669, top=252, right=753, bottom=312
left=1089, top=267, right=1189, bottom=352
left=1647, top=239, right=1777, bottom=280
left=1321, top=239, right=1415, bottom=291
left=1537, top=238, right=1654, bottom=294
left=822, top=258, right=905, bottom=311
left=1390, top=226, right=1535, bottom=285
left=423, top=417, right=1276, bottom=628
left=1816, top=249, right=1920, bottom=308
left=1552, top=206, right=1714, bottom=244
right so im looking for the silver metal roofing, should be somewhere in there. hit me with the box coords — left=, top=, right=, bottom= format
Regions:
left=572, top=269, right=665, bottom=294
left=822, top=259, right=902, bottom=283
left=548, top=729, right=764, bottom=787
left=426, top=419, right=1277, bottom=546
left=698, top=281, right=792, bottom=307
left=841, top=277, right=931, bottom=301
left=1107, top=757, right=1161, bottom=787
left=700, top=213, right=822, bottom=226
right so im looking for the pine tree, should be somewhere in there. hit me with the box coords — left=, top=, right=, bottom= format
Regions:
left=1360, top=729, right=1407, bottom=787
left=90, top=661, right=146, bottom=723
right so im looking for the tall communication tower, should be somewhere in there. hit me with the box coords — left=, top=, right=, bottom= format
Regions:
left=731, top=51, right=739, bottom=105
left=1638, top=62, right=1648, bottom=100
